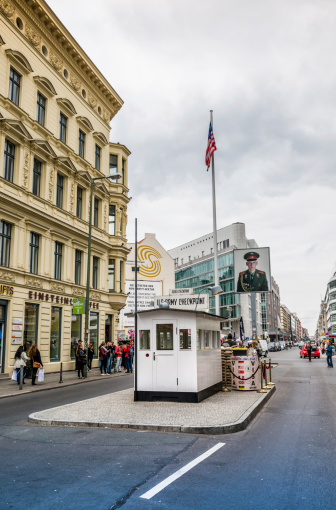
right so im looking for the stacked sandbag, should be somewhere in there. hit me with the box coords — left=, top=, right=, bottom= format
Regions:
left=221, top=346, right=233, bottom=389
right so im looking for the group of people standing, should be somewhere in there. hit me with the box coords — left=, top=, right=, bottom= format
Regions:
left=13, top=343, right=43, bottom=385
left=75, top=340, right=134, bottom=378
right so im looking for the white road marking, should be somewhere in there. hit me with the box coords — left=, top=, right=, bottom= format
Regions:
left=140, top=442, right=226, bottom=500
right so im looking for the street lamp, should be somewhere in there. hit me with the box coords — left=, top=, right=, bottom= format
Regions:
left=84, top=172, right=122, bottom=376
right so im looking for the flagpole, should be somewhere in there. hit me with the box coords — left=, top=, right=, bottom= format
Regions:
left=210, top=110, right=220, bottom=316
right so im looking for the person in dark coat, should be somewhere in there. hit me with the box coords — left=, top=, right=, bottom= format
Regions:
left=88, top=342, right=94, bottom=371
left=29, top=344, right=43, bottom=385
left=306, top=342, right=312, bottom=362
left=76, top=340, right=86, bottom=378
left=326, top=341, right=333, bottom=368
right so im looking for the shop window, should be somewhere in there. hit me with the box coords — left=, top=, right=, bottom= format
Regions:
left=93, top=197, right=99, bottom=227
left=90, top=312, right=99, bottom=359
left=9, top=67, right=21, bottom=105
left=92, top=256, right=99, bottom=289
left=32, top=158, right=41, bottom=197
left=105, top=314, right=112, bottom=343
left=108, top=259, right=115, bottom=291
left=50, top=306, right=61, bottom=361
left=109, top=205, right=115, bottom=235
left=36, top=92, right=46, bottom=126
left=76, top=186, right=83, bottom=219
left=0, top=221, right=11, bottom=268
left=74, top=249, right=82, bottom=285
left=3, top=139, right=15, bottom=182
left=29, top=232, right=39, bottom=275
left=24, top=303, right=39, bottom=347
left=156, top=324, right=174, bottom=350
left=71, top=314, right=81, bottom=359
left=56, top=173, right=63, bottom=208
left=59, top=112, right=67, bottom=143
left=140, top=330, right=150, bottom=350
left=179, top=329, right=191, bottom=349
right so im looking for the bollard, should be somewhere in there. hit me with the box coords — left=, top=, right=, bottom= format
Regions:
left=59, top=361, right=63, bottom=383
left=257, top=361, right=266, bottom=393
left=268, top=358, right=275, bottom=386
left=19, top=365, right=23, bottom=390
left=223, top=359, right=231, bottom=392
left=263, top=360, right=271, bottom=389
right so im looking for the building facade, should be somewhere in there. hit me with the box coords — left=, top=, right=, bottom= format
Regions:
left=0, top=1, right=130, bottom=374
left=168, top=223, right=263, bottom=339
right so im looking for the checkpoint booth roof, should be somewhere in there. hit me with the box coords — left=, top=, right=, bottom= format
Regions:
left=135, top=307, right=223, bottom=403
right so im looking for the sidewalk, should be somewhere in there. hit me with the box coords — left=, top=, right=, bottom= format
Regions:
left=0, top=367, right=130, bottom=399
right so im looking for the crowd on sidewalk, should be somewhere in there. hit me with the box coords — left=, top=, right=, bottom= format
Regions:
left=76, top=340, right=134, bottom=379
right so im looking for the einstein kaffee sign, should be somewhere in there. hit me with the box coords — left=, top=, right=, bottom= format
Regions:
left=155, top=293, right=209, bottom=311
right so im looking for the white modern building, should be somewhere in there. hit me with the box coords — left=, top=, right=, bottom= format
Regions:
left=168, top=223, right=263, bottom=339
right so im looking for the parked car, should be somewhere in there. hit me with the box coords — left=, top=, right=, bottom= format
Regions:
left=274, top=342, right=282, bottom=351
left=258, top=339, right=268, bottom=357
left=300, top=345, right=320, bottom=358
left=268, top=342, right=276, bottom=352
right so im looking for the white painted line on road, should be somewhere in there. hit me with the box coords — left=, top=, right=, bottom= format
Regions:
left=140, top=442, right=226, bottom=500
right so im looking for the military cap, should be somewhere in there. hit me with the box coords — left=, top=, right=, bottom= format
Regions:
left=244, top=251, right=260, bottom=261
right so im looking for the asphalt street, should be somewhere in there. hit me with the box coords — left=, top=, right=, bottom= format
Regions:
left=1, top=349, right=334, bottom=510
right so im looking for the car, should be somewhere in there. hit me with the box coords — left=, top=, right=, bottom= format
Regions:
left=267, top=342, right=276, bottom=352
left=300, top=345, right=320, bottom=358
left=258, top=339, right=268, bottom=357
left=274, top=342, right=282, bottom=351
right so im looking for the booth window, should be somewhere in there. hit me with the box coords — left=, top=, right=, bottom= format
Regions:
left=197, top=329, right=201, bottom=349
left=179, top=329, right=191, bottom=350
left=140, top=330, right=150, bottom=350
left=50, top=306, right=61, bottom=361
left=71, top=314, right=81, bottom=359
left=24, top=303, right=39, bottom=346
left=204, top=331, right=210, bottom=348
left=156, top=324, right=173, bottom=350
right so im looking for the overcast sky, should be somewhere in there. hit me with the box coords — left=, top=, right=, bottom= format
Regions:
left=48, top=0, right=336, bottom=335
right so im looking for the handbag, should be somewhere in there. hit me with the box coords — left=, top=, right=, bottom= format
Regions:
left=33, top=361, right=41, bottom=369
left=37, top=368, right=44, bottom=382
left=11, top=369, right=17, bottom=381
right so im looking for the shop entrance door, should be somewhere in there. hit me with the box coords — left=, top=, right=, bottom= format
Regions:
left=0, top=302, right=7, bottom=374
left=152, top=320, right=177, bottom=391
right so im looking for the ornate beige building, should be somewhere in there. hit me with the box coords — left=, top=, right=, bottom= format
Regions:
left=0, top=0, right=130, bottom=374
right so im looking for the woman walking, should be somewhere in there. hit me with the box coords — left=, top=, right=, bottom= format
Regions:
left=76, top=340, right=87, bottom=378
left=13, top=345, right=29, bottom=385
left=29, top=344, right=43, bottom=385
left=326, top=341, right=333, bottom=368
left=99, top=341, right=108, bottom=375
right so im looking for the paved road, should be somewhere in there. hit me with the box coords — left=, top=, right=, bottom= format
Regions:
left=1, top=349, right=334, bottom=510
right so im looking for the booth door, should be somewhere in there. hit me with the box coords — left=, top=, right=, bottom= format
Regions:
left=153, top=320, right=177, bottom=391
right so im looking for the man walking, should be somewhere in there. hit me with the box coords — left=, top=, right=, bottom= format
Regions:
left=326, top=341, right=333, bottom=368
left=306, top=342, right=312, bottom=362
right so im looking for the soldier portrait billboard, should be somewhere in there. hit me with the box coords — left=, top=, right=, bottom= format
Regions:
left=234, top=247, right=271, bottom=294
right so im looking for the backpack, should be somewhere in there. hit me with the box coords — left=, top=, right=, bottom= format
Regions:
left=128, top=347, right=134, bottom=358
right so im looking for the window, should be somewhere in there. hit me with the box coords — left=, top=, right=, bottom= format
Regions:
left=109, top=205, right=115, bottom=235
left=59, top=112, right=67, bottom=143
left=76, top=187, right=83, bottom=219
left=122, top=158, right=125, bottom=185
left=78, top=130, right=85, bottom=158
left=71, top=314, right=81, bottom=359
left=36, top=92, right=46, bottom=126
left=54, top=241, right=62, bottom=280
left=92, top=256, right=99, bottom=289
left=109, top=154, right=117, bottom=175
left=0, top=221, right=11, bottom=267
left=90, top=312, right=99, bottom=358
left=156, top=324, right=174, bottom=350
left=204, top=331, right=210, bottom=348
left=179, top=329, right=191, bottom=350
left=93, top=197, right=99, bottom=227
left=29, top=232, right=39, bottom=275
left=9, top=67, right=21, bottom=105
left=75, top=249, right=82, bottom=285
left=120, top=260, right=123, bottom=292
left=24, top=303, right=39, bottom=346
left=95, top=144, right=101, bottom=170
left=197, top=329, right=201, bottom=349
left=56, top=173, right=63, bottom=208
left=105, top=314, right=112, bottom=344
left=3, top=140, right=15, bottom=182
left=32, top=158, right=41, bottom=196
left=50, top=306, right=61, bottom=361
left=108, top=259, right=115, bottom=291
left=140, top=330, right=150, bottom=350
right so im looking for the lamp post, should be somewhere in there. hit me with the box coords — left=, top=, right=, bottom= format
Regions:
left=84, top=172, right=122, bottom=376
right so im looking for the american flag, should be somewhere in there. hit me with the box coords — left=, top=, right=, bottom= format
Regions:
left=205, top=122, right=217, bottom=170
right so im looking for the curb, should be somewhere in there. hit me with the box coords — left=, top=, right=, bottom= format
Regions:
left=28, top=385, right=276, bottom=434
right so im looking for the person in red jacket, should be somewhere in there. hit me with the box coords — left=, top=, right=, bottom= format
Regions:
left=114, top=343, right=122, bottom=373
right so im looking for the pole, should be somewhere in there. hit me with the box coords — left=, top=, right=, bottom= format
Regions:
left=210, top=110, right=219, bottom=316
left=251, top=292, right=257, bottom=341
left=134, top=218, right=138, bottom=401
left=84, top=178, right=94, bottom=378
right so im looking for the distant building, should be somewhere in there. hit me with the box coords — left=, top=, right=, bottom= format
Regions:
left=261, top=277, right=281, bottom=340
left=168, top=223, right=263, bottom=339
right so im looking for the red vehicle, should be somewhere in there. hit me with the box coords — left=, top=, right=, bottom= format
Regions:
left=300, top=345, right=320, bottom=359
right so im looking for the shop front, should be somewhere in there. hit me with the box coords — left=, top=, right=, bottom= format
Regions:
left=0, top=299, right=7, bottom=374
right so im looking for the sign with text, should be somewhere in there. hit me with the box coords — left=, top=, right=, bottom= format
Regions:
left=122, top=280, right=163, bottom=327
left=72, top=298, right=85, bottom=315
left=155, top=294, right=209, bottom=311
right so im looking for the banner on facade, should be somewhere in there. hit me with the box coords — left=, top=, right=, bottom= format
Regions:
left=234, top=247, right=271, bottom=294
left=154, top=294, right=209, bottom=311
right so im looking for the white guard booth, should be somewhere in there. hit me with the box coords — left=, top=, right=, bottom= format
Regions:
left=135, top=308, right=222, bottom=403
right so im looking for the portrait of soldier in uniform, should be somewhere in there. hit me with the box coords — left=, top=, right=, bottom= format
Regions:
left=236, top=251, right=269, bottom=293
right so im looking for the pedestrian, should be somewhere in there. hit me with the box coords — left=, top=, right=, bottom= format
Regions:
left=99, top=341, right=108, bottom=375
left=106, top=341, right=114, bottom=374
left=76, top=340, right=86, bottom=378
left=128, top=342, right=134, bottom=373
left=13, top=345, right=29, bottom=385
left=88, top=342, right=94, bottom=371
left=114, top=343, right=122, bottom=373
left=123, top=343, right=129, bottom=372
left=306, top=341, right=312, bottom=362
left=121, top=343, right=126, bottom=370
left=28, top=344, right=43, bottom=386
left=326, top=341, right=333, bottom=368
